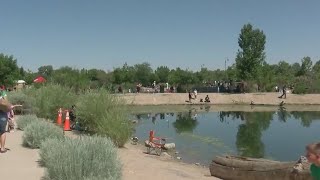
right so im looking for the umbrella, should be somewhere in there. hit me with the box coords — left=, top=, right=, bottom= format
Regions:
left=17, top=80, right=26, bottom=84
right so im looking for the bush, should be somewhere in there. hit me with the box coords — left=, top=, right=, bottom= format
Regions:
left=40, top=136, right=121, bottom=180
left=16, top=114, right=39, bottom=130
left=76, top=89, right=132, bottom=147
left=29, top=84, right=76, bottom=121
left=7, top=90, right=34, bottom=114
left=23, top=120, right=64, bottom=149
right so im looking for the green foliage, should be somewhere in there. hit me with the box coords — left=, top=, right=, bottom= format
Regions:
left=7, top=90, right=34, bottom=114
left=0, top=53, right=21, bottom=86
left=16, top=114, right=39, bottom=130
left=76, top=89, right=132, bottom=147
left=23, top=120, right=64, bottom=149
left=155, top=66, right=170, bottom=83
left=38, top=65, right=54, bottom=78
left=40, top=136, right=121, bottom=180
left=52, top=67, right=90, bottom=93
left=30, top=84, right=76, bottom=120
left=297, top=57, right=313, bottom=76
left=236, top=23, right=266, bottom=80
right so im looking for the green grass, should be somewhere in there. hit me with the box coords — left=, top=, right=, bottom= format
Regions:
left=23, top=120, right=64, bottom=149
left=40, top=136, right=121, bottom=180
left=76, top=89, right=132, bottom=147
left=16, top=114, right=40, bottom=130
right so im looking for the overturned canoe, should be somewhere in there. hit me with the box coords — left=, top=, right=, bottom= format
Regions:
left=210, top=156, right=312, bottom=180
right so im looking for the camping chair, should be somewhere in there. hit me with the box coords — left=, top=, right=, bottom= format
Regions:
left=146, top=130, right=166, bottom=156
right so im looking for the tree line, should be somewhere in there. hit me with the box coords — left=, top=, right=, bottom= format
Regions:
left=1, top=23, right=320, bottom=93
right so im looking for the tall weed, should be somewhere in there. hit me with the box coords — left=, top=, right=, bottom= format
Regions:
left=30, top=84, right=76, bottom=121
left=76, top=89, right=132, bottom=147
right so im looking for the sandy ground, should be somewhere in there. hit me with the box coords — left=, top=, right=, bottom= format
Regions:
left=119, top=92, right=320, bottom=106
left=1, top=129, right=218, bottom=180
left=119, top=143, right=219, bottom=180
left=0, top=130, right=45, bottom=180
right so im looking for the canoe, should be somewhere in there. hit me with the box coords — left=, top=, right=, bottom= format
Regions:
left=210, top=156, right=312, bottom=180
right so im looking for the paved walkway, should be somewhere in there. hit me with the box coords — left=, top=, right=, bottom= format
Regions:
left=0, top=130, right=44, bottom=180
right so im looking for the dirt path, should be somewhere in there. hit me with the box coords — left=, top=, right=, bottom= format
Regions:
left=120, top=92, right=320, bottom=106
left=0, top=130, right=45, bottom=180
left=119, top=143, right=220, bottom=180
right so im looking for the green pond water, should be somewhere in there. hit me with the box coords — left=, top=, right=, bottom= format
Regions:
left=131, top=106, right=320, bottom=165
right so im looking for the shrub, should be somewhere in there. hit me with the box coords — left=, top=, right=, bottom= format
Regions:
left=40, top=136, right=121, bottom=180
left=23, top=120, right=64, bottom=149
left=29, top=84, right=76, bottom=121
left=76, top=89, right=132, bottom=147
left=16, top=114, right=39, bottom=130
left=7, top=90, right=34, bottom=114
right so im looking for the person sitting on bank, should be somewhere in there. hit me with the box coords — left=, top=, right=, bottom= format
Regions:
left=204, top=95, right=210, bottom=103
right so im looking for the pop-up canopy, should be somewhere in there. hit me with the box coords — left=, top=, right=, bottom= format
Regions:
left=33, top=76, right=46, bottom=83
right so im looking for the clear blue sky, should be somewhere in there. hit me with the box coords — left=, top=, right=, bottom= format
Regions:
left=1, top=0, right=319, bottom=72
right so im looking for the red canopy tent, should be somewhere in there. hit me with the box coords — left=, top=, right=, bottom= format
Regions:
left=33, top=76, right=46, bottom=83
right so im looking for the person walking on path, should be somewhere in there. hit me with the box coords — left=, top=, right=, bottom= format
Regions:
left=278, top=85, right=287, bottom=99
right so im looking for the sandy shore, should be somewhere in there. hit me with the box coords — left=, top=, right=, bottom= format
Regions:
left=2, top=129, right=217, bottom=180
left=119, top=143, right=219, bottom=180
left=119, top=92, right=320, bottom=106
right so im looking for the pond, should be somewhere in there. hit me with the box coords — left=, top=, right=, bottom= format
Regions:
left=130, top=105, right=320, bottom=166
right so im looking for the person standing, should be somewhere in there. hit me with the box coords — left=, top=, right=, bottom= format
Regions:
left=0, top=88, right=10, bottom=153
left=194, top=89, right=198, bottom=99
left=0, top=110, right=8, bottom=153
left=278, top=85, right=287, bottom=99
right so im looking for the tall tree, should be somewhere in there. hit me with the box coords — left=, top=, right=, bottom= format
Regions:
left=0, top=53, right=21, bottom=86
left=235, top=24, right=266, bottom=80
left=38, top=65, right=53, bottom=78
left=155, top=66, right=170, bottom=83
left=297, top=56, right=313, bottom=76
left=134, top=62, right=153, bottom=86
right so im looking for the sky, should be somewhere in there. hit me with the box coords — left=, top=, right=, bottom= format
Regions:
left=1, top=0, right=320, bottom=72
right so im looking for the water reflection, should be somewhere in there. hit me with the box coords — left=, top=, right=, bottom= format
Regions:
left=133, top=109, right=320, bottom=162
left=173, top=110, right=198, bottom=133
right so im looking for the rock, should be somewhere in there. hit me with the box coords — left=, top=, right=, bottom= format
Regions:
left=164, top=143, right=176, bottom=150
left=177, top=157, right=182, bottom=160
left=195, top=163, right=200, bottom=166
left=131, top=120, right=138, bottom=124
left=175, top=151, right=179, bottom=154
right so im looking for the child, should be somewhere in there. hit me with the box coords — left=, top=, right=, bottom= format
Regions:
left=306, top=142, right=320, bottom=180
left=7, top=106, right=15, bottom=132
